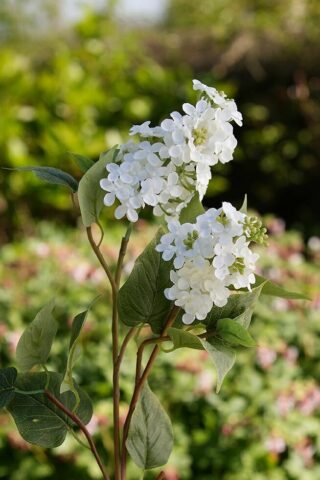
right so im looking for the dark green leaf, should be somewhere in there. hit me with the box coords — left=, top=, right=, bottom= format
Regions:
left=7, top=372, right=92, bottom=448
left=216, top=318, right=256, bottom=347
left=166, top=327, right=204, bottom=351
left=0, top=367, right=17, bottom=409
left=16, top=300, right=57, bottom=372
left=255, top=275, right=309, bottom=300
left=3, top=166, right=78, bottom=192
left=78, top=146, right=118, bottom=227
left=126, top=383, right=173, bottom=470
left=118, top=230, right=172, bottom=334
left=201, top=339, right=236, bottom=393
left=205, top=282, right=265, bottom=330
left=69, top=153, right=94, bottom=172
left=179, top=193, right=205, bottom=224
left=60, top=310, right=88, bottom=395
left=69, top=311, right=87, bottom=351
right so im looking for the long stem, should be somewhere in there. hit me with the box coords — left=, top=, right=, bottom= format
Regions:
left=116, top=327, right=137, bottom=371
left=120, top=306, right=180, bottom=480
left=87, top=224, right=132, bottom=480
left=45, top=390, right=110, bottom=480
left=86, top=227, right=117, bottom=295
left=112, top=224, right=132, bottom=479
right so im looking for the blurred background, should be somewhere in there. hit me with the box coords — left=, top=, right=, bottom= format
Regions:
left=0, top=1, right=319, bottom=479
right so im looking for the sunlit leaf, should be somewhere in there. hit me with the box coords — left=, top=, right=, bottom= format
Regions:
left=16, top=300, right=57, bottom=372
left=78, top=146, right=118, bottom=227
left=126, top=383, right=173, bottom=469
left=118, top=230, right=172, bottom=334
left=216, top=318, right=256, bottom=347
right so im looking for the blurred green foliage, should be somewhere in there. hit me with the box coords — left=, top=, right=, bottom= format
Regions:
left=0, top=219, right=319, bottom=479
left=0, top=0, right=320, bottom=241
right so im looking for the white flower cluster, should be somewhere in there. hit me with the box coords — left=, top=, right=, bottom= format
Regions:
left=100, top=79, right=242, bottom=222
left=156, top=203, right=260, bottom=324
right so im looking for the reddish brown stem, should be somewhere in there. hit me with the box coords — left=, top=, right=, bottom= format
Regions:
left=120, top=306, right=180, bottom=480
left=45, top=390, right=110, bottom=480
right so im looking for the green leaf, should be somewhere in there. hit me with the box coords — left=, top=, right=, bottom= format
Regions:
left=167, top=327, right=204, bottom=351
left=126, top=383, right=173, bottom=470
left=69, top=152, right=94, bottom=172
left=179, top=193, right=205, bottom=224
left=69, top=310, right=87, bottom=351
left=7, top=372, right=92, bottom=448
left=201, top=339, right=236, bottom=393
left=216, top=318, right=256, bottom=347
left=3, top=166, right=78, bottom=192
left=0, top=367, right=17, bottom=409
left=60, top=310, right=88, bottom=395
left=205, top=282, right=265, bottom=330
left=78, top=146, right=118, bottom=227
left=255, top=275, right=309, bottom=300
left=118, top=230, right=172, bottom=334
left=16, top=300, right=57, bottom=372
left=240, top=194, right=248, bottom=213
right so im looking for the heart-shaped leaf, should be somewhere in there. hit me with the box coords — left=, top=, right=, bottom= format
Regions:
left=7, top=372, right=92, bottom=448
left=216, top=318, right=256, bottom=347
left=16, top=300, right=57, bottom=372
left=118, top=230, right=173, bottom=334
left=78, top=146, right=118, bottom=227
left=0, top=367, right=17, bottom=409
left=60, top=310, right=88, bottom=395
left=126, top=383, right=173, bottom=470
left=166, top=327, right=204, bottom=351
left=205, top=282, right=265, bottom=330
left=201, top=339, right=236, bottom=393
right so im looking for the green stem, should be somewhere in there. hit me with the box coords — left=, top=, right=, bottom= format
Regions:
left=15, top=389, right=45, bottom=395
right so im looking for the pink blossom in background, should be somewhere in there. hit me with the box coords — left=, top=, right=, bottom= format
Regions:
left=295, top=438, right=315, bottom=467
left=256, top=346, right=277, bottom=370
left=265, top=435, right=286, bottom=454
left=282, top=346, right=299, bottom=364
left=163, top=466, right=179, bottom=480
left=266, top=218, right=286, bottom=236
left=298, top=386, right=320, bottom=415
left=277, top=391, right=295, bottom=417
left=196, top=370, right=214, bottom=395
left=86, top=415, right=99, bottom=436
left=6, top=331, right=22, bottom=354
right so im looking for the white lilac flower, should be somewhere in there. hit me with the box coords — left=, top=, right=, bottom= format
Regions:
left=159, top=97, right=239, bottom=198
left=159, top=203, right=263, bottom=323
left=192, top=79, right=243, bottom=126
left=164, top=259, right=230, bottom=324
left=100, top=79, right=243, bottom=222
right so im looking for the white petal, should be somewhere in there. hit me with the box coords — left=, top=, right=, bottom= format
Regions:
left=115, top=205, right=126, bottom=219
left=127, top=208, right=139, bottom=222
left=103, top=193, right=115, bottom=206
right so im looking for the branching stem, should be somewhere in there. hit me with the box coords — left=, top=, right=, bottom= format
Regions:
left=120, top=306, right=181, bottom=480
left=45, top=390, right=110, bottom=480
left=87, top=223, right=132, bottom=480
